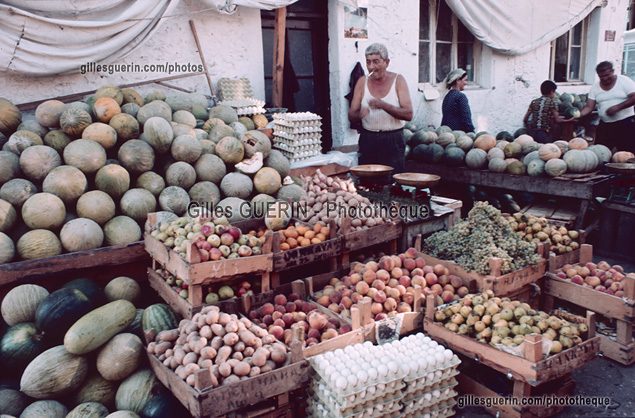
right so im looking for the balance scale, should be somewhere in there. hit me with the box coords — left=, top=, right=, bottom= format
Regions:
left=606, top=163, right=635, bottom=204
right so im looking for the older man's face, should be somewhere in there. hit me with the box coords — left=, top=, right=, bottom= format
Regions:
left=366, top=54, right=389, bottom=76
left=597, top=67, right=615, bottom=86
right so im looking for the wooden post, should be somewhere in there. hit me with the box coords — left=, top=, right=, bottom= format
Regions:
left=425, top=294, right=436, bottom=320
left=617, top=277, right=634, bottom=345
left=272, top=7, right=287, bottom=107
left=189, top=20, right=216, bottom=105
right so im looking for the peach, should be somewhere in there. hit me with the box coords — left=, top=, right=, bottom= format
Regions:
left=604, top=289, right=615, bottom=296
left=263, top=315, right=274, bottom=326
left=269, top=325, right=284, bottom=340
left=296, top=320, right=309, bottom=332
left=371, top=302, right=384, bottom=315
left=352, top=262, right=364, bottom=273
left=457, top=286, right=469, bottom=297
left=423, top=265, right=434, bottom=275
left=405, top=247, right=418, bottom=259
left=260, top=303, right=275, bottom=316
left=272, top=311, right=283, bottom=321
left=570, top=275, right=583, bottom=285
left=556, top=272, right=567, bottom=279
left=388, top=278, right=399, bottom=288
left=450, top=276, right=463, bottom=289
left=340, top=324, right=352, bottom=334
left=372, top=279, right=386, bottom=290
left=305, top=337, right=319, bottom=346
left=403, top=258, right=416, bottom=271
left=441, top=290, right=454, bottom=303
left=384, top=298, right=398, bottom=312
left=275, top=304, right=286, bottom=314
left=605, top=279, right=615, bottom=287
left=437, top=275, right=449, bottom=286
left=585, top=276, right=601, bottom=287
left=367, top=288, right=378, bottom=299
left=425, top=273, right=438, bottom=286
left=597, top=261, right=611, bottom=271
left=295, top=299, right=304, bottom=311
left=374, top=290, right=387, bottom=303
left=391, top=267, right=403, bottom=279
left=399, top=276, right=411, bottom=288
left=273, top=318, right=286, bottom=328
left=402, top=292, right=415, bottom=305
left=340, top=288, right=353, bottom=298
left=376, top=269, right=391, bottom=283
left=579, top=267, right=591, bottom=277
left=594, top=285, right=606, bottom=292
left=350, top=273, right=362, bottom=285
left=453, top=294, right=460, bottom=301
left=365, top=261, right=379, bottom=272
left=321, top=328, right=339, bottom=341
left=307, top=328, right=321, bottom=340
left=443, top=284, right=455, bottom=293
left=415, top=257, right=426, bottom=269
left=329, top=291, right=342, bottom=304
left=307, top=311, right=328, bottom=329
left=411, top=268, right=424, bottom=277
left=585, top=262, right=597, bottom=271
left=327, top=303, right=340, bottom=313
left=296, top=312, right=307, bottom=322
left=317, top=295, right=330, bottom=307
left=341, top=276, right=353, bottom=287
left=282, top=313, right=295, bottom=327
left=363, top=270, right=377, bottom=284
left=399, top=253, right=407, bottom=262
left=340, top=296, right=353, bottom=309
left=610, top=282, right=620, bottom=292
left=378, top=256, right=394, bottom=271
left=433, top=264, right=445, bottom=276
left=329, top=277, right=340, bottom=286
left=285, top=302, right=297, bottom=313
left=355, top=281, right=370, bottom=295
left=248, top=310, right=259, bottom=321
left=302, top=302, right=316, bottom=313
left=613, top=265, right=624, bottom=273
left=397, top=302, right=412, bottom=313
left=322, top=286, right=334, bottom=296
left=401, top=269, right=410, bottom=277
left=395, top=284, right=407, bottom=296
left=351, top=292, right=364, bottom=303
left=375, top=313, right=388, bottom=321
left=288, top=293, right=300, bottom=302
left=389, top=256, right=400, bottom=269
left=430, top=284, right=443, bottom=295
left=386, top=287, right=401, bottom=300
left=615, top=290, right=624, bottom=297
left=566, top=268, right=578, bottom=278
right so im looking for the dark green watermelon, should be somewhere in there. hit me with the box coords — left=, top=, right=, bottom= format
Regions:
left=422, top=143, right=444, bottom=163
left=0, top=323, right=46, bottom=372
left=142, top=304, right=179, bottom=334
left=409, top=130, right=428, bottom=147
left=140, top=393, right=189, bottom=418
left=513, top=128, right=527, bottom=138
left=35, top=288, right=93, bottom=342
left=565, top=106, right=581, bottom=118
left=496, top=131, right=513, bottom=141
left=61, top=278, right=104, bottom=306
left=411, top=144, right=429, bottom=161
left=443, top=147, right=466, bottom=167
left=404, top=144, right=411, bottom=159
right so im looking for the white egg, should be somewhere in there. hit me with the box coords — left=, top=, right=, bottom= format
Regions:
left=333, top=348, right=345, bottom=357
left=435, top=352, right=445, bottom=365
left=324, top=351, right=335, bottom=360
left=363, top=341, right=373, bottom=348
left=344, top=345, right=355, bottom=354
left=340, top=369, right=351, bottom=377
left=435, top=345, right=445, bottom=353
left=356, top=370, right=368, bottom=384
left=347, top=374, right=358, bottom=387
left=367, top=385, right=376, bottom=395
left=424, top=392, right=432, bottom=401
left=370, top=358, right=382, bottom=369
left=429, top=340, right=439, bottom=348
left=368, top=368, right=378, bottom=380
left=400, top=363, right=410, bottom=377
left=435, top=370, right=443, bottom=379
left=444, top=349, right=454, bottom=361
left=418, top=358, right=428, bottom=371
left=349, top=364, right=361, bottom=375
left=423, top=336, right=432, bottom=344
left=432, top=389, right=441, bottom=398
left=377, top=364, right=388, bottom=378
left=409, top=360, right=419, bottom=374
left=330, top=372, right=341, bottom=384
left=336, top=376, right=348, bottom=391
left=427, top=372, right=435, bottom=381
left=387, top=361, right=399, bottom=374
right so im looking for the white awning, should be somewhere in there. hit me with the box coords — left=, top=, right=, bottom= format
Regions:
left=446, top=0, right=603, bottom=55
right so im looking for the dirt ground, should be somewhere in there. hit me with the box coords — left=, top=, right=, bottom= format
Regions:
left=453, top=255, right=635, bottom=418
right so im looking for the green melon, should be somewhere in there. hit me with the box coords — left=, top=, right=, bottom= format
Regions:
left=136, top=171, right=165, bottom=197
left=6, top=130, right=43, bottom=155
left=488, top=158, right=507, bottom=173
left=43, top=165, right=88, bottom=204
left=121, top=102, right=141, bottom=117
left=241, top=130, right=271, bottom=158
left=496, top=131, right=514, bottom=141
left=118, top=140, right=155, bottom=173
left=0, top=150, right=20, bottom=185
left=165, top=93, right=193, bottom=113
left=0, top=97, right=23, bottom=136
left=442, top=147, right=465, bottom=166
left=17, top=229, right=62, bottom=260
left=195, top=154, right=226, bottom=184
left=165, top=161, right=196, bottom=189
left=158, top=186, right=191, bottom=215
left=144, top=89, right=167, bottom=104
left=76, top=191, right=116, bottom=225
left=104, top=216, right=142, bottom=246
left=0, top=231, right=15, bottom=264
left=276, top=184, right=305, bottom=202
left=22, top=192, right=66, bottom=230
left=217, top=197, right=249, bottom=222
left=136, top=100, right=172, bottom=125
left=465, top=148, right=488, bottom=169
left=527, top=159, right=545, bottom=176
left=95, top=85, right=124, bottom=106
left=18, top=119, right=48, bottom=139
left=202, top=118, right=225, bottom=133
left=264, top=149, right=291, bottom=178
left=64, top=139, right=107, bottom=174
left=411, top=144, right=428, bottom=161
left=253, top=167, right=282, bottom=195
left=95, top=164, right=131, bottom=199
left=209, top=124, right=237, bottom=143
left=19, top=145, right=62, bottom=182
left=143, top=117, right=174, bottom=154
left=422, top=143, right=444, bottom=163
left=120, top=189, right=157, bottom=223
left=231, top=121, right=248, bottom=138
left=43, top=130, right=72, bottom=153
left=250, top=194, right=276, bottom=219
left=0, top=199, right=16, bottom=232
left=171, top=134, right=202, bottom=163
left=0, top=322, right=47, bottom=372
left=60, top=218, right=104, bottom=252
left=60, top=108, right=92, bottom=137
left=220, top=172, right=253, bottom=199
left=209, top=105, right=238, bottom=125
left=216, top=136, right=245, bottom=165
left=507, top=161, right=527, bottom=175
left=189, top=181, right=221, bottom=207
left=35, top=100, right=66, bottom=128
left=0, top=178, right=36, bottom=209
left=109, top=113, right=139, bottom=142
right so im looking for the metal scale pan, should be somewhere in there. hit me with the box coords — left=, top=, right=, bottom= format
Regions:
left=392, top=173, right=441, bottom=188
left=605, top=163, right=635, bottom=176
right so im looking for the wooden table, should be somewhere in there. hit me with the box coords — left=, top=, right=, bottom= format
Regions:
left=405, top=161, right=611, bottom=229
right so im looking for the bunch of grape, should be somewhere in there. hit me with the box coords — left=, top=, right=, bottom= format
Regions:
left=423, top=202, right=543, bottom=274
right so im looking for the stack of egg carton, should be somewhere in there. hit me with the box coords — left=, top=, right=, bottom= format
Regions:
left=393, top=333, right=460, bottom=418
left=217, top=98, right=266, bottom=116
left=218, top=77, right=253, bottom=101
left=306, top=341, right=407, bottom=418
left=272, top=112, right=322, bottom=163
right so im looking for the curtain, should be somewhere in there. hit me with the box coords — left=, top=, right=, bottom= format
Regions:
left=445, top=0, right=603, bottom=55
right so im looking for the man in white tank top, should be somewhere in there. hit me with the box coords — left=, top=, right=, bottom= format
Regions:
left=348, top=43, right=413, bottom=174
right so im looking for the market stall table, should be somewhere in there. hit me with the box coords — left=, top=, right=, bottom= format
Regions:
left=405, top=161, right=611, bottom=229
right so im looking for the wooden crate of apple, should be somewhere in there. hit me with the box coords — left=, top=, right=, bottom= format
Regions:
left=247, top=293, right=352, bottom=348
left=431, top=290, right=590, bottom=355
left=552, top=260, right=633, bottom=296
left=149, top=215, right=265, bottom=262
left=312, top=248, right=469, bottom=322
left=154, top=267, right=257, bottom=303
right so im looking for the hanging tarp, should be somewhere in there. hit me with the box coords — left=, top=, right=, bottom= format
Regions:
left=445, top=0, right=603, bottom=55
left=0, top=0, right=179, bottom=76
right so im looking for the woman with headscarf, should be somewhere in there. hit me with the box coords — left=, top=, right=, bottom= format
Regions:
left=441, top=68, right=475, bottom=132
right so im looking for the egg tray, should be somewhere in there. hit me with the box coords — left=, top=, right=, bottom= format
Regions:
left=274, top=143, right=322, bottom=153
left=306, top=392, right=404, bottom=418
left=273, top=130, right=322, bottom=140
left=235, top=106, right=266, bottom=116
left=273, top=136, right=322, bottom=147
left=402, top=378, right=458, bottom=404
left=307, top=386, right=403, bottom=417
left=403, top=371, right=459, bottom=398
left=398, top=399, right=457, bottom=418
left=273, top=125, right=322, bottom=134
left=309, top=373, right=406, bottom=408
left=218, top=98, right=265, bottom=108
left=402, top=355, right=461, bottom=384
left=273, top=112, right=322, bottom=123
left=309, top=377, right=405, bottom=411
left=278, top=149, right=322, bottom=160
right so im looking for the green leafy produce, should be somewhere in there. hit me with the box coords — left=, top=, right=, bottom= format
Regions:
left=423, top=202, right=543, bottom=274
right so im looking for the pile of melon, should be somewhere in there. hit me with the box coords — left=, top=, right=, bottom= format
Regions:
left=404, top=123, right=632, bottom=177
left=0, top=84, right=294, bottom=264
left=0, top=277, right=188, bottom=417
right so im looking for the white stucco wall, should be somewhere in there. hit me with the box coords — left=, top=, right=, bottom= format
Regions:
left=2, top=1, right=265, bottom=106
left=328, top=0, right=630, bottom=147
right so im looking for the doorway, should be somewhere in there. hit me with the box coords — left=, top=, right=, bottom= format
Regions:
left=261, top=0, right=332, bottom=151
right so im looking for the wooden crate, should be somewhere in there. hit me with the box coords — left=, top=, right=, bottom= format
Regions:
left=304, top=269, right=425, bottom=344
left=543, top=245, right=635, bottom=365
left=144, top=214, right=274, bottom=287
left=337, top=217, right=401, bottom=270
left=0, top=241, right=147, bottom=287
left=414, top=237, right=547, bottom=296
left=400, top=197, right=462, bottom=251
left=423, top=294, right=600, bottom=387
left=145, top=330, right=311, bottom=418
left=456, top=373, right=575, bottom=418
left=270, top=220, right=341, bottom=272
left=146, top=268, right=240, bottom=319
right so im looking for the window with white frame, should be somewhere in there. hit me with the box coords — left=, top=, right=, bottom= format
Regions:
left=550, top=18, right=588, bottom=82
left=419, top=0, right=475, bottom=84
